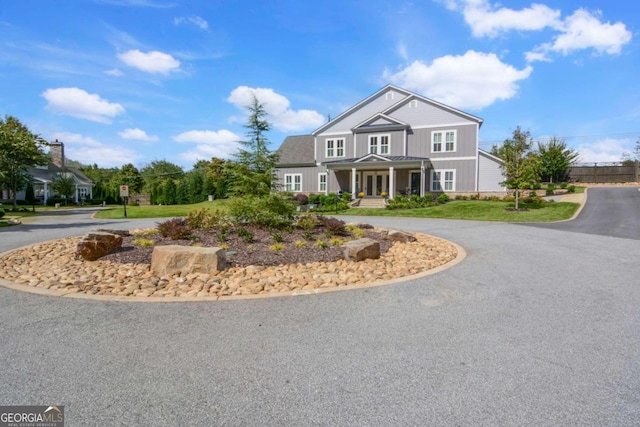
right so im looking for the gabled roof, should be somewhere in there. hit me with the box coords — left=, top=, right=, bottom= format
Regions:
left=275, top=134, right=315, bottom=167
left=352, top=113, right=409, bottom=133
left=312, top=85, right=483, bottom=136
left=382, top=94, right=484, bottom=126
left=478, top=148, right=504, bottom=164
left=27, top=164, right=93, bottom=186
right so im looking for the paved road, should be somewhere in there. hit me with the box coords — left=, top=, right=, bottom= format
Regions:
left=525, top=186, right=640, bottom=240
left=1, top=193, right=639, bottom=426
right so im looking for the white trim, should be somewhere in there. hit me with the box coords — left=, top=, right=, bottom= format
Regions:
left=430, top=156, right=476, bottom=162
left=475, top=123, right=479, bottom=192
left=317, top=131, right=352, bottom=137
left=432, top=129, right=457, bottom=153
left=325, top=137, right=345, bottom=158
left=352, top=113, right=409, bottom=130
left=410, top=122, right=475, bottom=130
left=284, top=174, right=302, bottom=193
left=431, top=169, right=456, bottom=192
left=368, top=134, right=390, bottom=155
left=318, top=172, right=327, bottom=193
left=354, top=153, right=391, bottom=163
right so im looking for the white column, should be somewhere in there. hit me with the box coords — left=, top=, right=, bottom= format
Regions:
left=420, top=161, right=426, bottom=197
left=74, top=184, right=79, bottom=202
left=351, top=168, right=357, bottom=199
left=389, top=166, right=395, bottom=199
left=43, top=183, right=48, bottom=205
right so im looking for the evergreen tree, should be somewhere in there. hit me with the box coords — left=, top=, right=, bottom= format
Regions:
left=231, top=96, right=279, bottom=196
left=163, top=180, right=177, bottom=205
left=536, top=137, right=579, bottom=183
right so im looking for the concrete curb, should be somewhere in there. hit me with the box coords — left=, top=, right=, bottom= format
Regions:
left=0, top=235, right=466, bottom=303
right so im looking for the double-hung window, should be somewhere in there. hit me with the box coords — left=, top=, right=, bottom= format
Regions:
left=431, top=170, right=455, bottom=192
left=285, top=174, right=302, bottom=192
left=369, top=135, right=390, bottom=155
left=326, top=138, right=344, bottom=158
left=318, top=173, right=327, bottom=192
left=432, top=130, right=456, bottom=153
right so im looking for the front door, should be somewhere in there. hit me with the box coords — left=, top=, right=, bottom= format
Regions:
left=364, top=172, right=388, bottom=196
left=410, top=172, right=421, bottom=195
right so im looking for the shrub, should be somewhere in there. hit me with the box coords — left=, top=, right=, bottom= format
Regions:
left=0, top=211, right=4, bottom=219
left=437, top=193, right=450, bottom=204
left=567, top=185, right=576, bottom=193
left=236, top=227, right=254, bottom=243
left=293, top=240, right=306, bottom=248
left=216, top=227, right=230, bottom=242
left=228, top=194, right=295, bottom=228
left=133, top=238, right=154, bottom=247
left=341, top=192, right=352, bottom=201
left=220, top=243, right=229, bottom=250
left=132, top=227, right=158, bottom=236
left=296, top=215, right=318, bottom=231
left=532, top=182, right=542, bottom=190
left=469, top=193, right=479, bottom=200
left=455, top=195, right=468, bottom=201
left=271, top=230, right=283, bottom=243
left=292, top=193, right=309, bottom=205
left=302, top=230, right=314, bottom=241
left=560, top=182, right=568, bottom=189
left=156, top=218, right=191, bottom=240
left=351, top=227, right=365, bottom=239
left=502, top=195, right=515, bottom=202
left=330, top=237, right=343, bottom=246
left=321, top=216, right=347, bottom=235
left=308, top=194, right=321, bottom=205
left=187, top=208, right=230, bottom=230
left=521, top=182, right=531, bottom=190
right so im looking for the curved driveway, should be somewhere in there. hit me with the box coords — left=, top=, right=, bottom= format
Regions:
left=1, top=192, right=639, bottom=426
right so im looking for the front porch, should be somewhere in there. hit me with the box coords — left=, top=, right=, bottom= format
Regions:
left=324, top=154, right=431, bottom=200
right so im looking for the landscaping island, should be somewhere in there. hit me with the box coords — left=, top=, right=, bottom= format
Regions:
left=0, top=222, right=461, bottom=301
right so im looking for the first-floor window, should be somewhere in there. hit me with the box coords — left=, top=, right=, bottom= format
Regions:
left=318, top=173, right=327, bottom=192
left=432, top=169, right=455, bottom=192
left=285, top=174, right=302, bottom=192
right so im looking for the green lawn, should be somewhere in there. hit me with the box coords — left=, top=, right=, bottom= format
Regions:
left=339, top=200, right=580, bottom=222
left=93, top=199, right=231, bottom=219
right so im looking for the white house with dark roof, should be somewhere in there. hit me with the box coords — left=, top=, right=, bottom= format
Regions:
left=275, top=85, right=505, bottom=199
left=6, top=140, right=94, bottom=205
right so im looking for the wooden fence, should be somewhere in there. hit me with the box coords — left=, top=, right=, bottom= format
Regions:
left=569, top=162, right=639, bottom=183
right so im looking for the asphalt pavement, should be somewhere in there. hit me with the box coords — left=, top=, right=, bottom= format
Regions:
left=1, top=192, right=639, bottom=426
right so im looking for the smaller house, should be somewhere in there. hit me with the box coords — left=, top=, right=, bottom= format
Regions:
left=11, top=140, right=94, bottom=204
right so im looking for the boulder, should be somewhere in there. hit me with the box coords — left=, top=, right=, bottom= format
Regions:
left=386, top=229, right=417, bottom=243
left=151, top=245, right=227, bottom=277
left=94, top=228, right=131, bottom=237
left=75, top=232, right=123, bottom=261
left=342, top=238, right=380, bottom=262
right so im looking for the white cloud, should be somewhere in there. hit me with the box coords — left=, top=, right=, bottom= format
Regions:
left=174, top=16, right=209, bottom=31
left=42, top=87, right=125, bottom=123
left=105, top=68, right=123, bottom=76
left=50, top=131, right=141, bottom=167
left=549, top=9, right=632, bottom=55
left=174, top=129, right=240, bottom=161
left=384, top=50, right=532, bottom=110
left=118, top=49, right=181, bottom=74
left=397, top=42, right=409, bottom=61
left=227, top=86, right=325, bottom=132
left=446, top=0, right=561, bottom=38
left=576, top=138, right=634, bottom=163
left=118, top=128, right=158, bottom=142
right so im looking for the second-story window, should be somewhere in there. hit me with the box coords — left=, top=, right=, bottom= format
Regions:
left=326, top=138, right=344, bottom=158
left=432, top=130, right=456, bottom=153
left=369, top=135, right=390, bottom=155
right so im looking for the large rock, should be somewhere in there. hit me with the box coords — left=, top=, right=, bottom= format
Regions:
left=386, top=229, right=417, bottom=243
left=342, top=238, right=380, bottom=262
left=76, top=232, right=123, bottom=261
left=151, top=245, right=227, bottom=277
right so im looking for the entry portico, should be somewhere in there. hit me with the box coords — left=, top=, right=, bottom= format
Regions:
left=324, top=154, right=431, bottom=199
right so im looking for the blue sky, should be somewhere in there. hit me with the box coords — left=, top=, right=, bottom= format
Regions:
left=1, top=0, right=637, bottom=169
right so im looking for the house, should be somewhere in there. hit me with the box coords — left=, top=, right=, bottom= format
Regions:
left=7, top=140, right=94, bottom=204
left=275, top=85, right=505, bottom=199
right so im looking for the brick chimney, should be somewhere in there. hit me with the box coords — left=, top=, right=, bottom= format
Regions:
left=50, top=140, right=65, bottom=168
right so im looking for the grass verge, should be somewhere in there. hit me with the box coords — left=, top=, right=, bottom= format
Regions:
left=93, top=200, right=230, bottom=219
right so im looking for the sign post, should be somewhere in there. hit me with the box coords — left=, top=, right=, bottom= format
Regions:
left=119, top=185, right=129, bottom=218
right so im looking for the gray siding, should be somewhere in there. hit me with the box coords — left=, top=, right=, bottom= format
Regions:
left=275, top=165, right=324, bottom=193
left=478, top=153, right=506, bottom=191
left=318, top=89, right=408, bottom=134
left=429, top=159, right=476, bottom=192
left=408, top=124, right=478, bottom=158
left=354, top=130, right=405, bottom=157
left=317, top=134, right=354, bottom=163
left=390, top=98, right=477, bottom=127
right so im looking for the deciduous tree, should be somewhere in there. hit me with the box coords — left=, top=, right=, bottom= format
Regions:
left=0, top=115, right=48, bottom=210
left=536, top=137, right=579, bottom=183
left=497, top=127, right=539, bottom=210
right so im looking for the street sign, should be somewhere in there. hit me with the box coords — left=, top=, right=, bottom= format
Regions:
left=119, top=185, right=129, bottom=197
